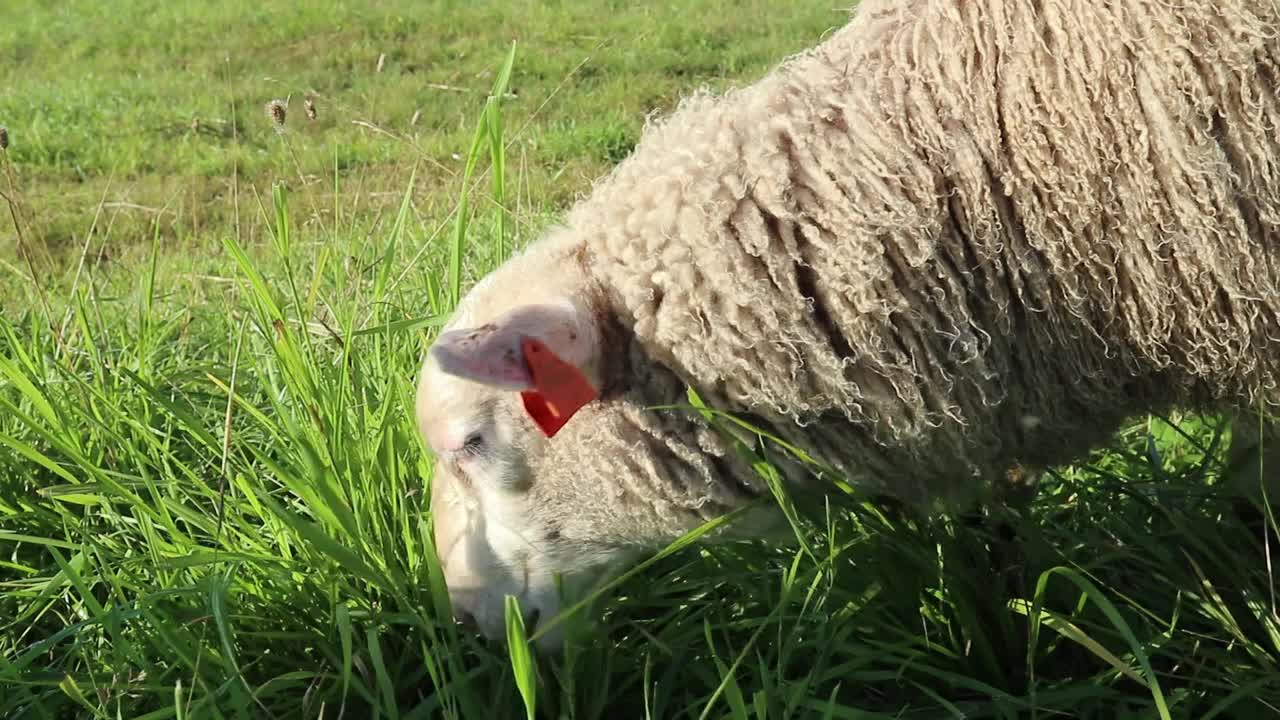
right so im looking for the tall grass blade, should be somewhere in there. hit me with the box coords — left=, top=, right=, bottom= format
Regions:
left=505, top=594, right=538, bottom=720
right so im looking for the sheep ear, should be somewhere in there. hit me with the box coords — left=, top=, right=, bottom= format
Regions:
left=430, top=301, right=600, bottom=436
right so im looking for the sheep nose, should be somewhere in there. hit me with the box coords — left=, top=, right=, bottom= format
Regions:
left=449, top=591, right=480, bottom=629
left=454, top=607, right=478, bottom=629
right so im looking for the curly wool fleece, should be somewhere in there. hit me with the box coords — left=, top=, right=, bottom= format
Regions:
left=428, top=0, right=1280, bottom=551
left=530, top=0, right=1280, bottom=510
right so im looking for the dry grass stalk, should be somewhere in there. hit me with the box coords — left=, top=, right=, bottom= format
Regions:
left=266, top=99, right=287, bottom=130
left=265, top=97, right=329, bottom=238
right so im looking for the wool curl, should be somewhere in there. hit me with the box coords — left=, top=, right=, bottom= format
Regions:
left=540, top=0, right=1280, bottom=508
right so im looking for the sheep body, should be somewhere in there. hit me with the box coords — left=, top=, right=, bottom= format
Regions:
left=418, top=0, right=1280, bottom=646
left=563, top=0, right=1280, bottom=504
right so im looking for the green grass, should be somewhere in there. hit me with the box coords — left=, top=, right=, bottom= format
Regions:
left=2, top=1, right=1280, bottom=718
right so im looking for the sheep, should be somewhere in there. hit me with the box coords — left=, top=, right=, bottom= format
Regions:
left=415, top=0, right=1280, bottom=650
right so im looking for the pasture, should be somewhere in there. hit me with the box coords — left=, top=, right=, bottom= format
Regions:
left=1, top=0, right=1277, bottom=717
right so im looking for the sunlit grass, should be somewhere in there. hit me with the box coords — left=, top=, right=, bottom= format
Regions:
left=2, top=2, right=1279, bottom=718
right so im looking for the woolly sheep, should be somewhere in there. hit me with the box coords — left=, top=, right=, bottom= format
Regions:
left=415, top=0, right=1280, bottom=649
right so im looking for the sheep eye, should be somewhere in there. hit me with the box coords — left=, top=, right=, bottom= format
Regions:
left=460, top=432, right=485, bottom=456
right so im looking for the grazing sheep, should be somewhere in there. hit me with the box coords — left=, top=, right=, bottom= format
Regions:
left=416, top=0, right=1280, bottom=649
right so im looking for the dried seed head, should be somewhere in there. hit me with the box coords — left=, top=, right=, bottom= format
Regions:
left=0, top=126, right=9, bottom=151
left=305, top=97, right=317, bottom=121
left=266, top=100, right=287, bottom=128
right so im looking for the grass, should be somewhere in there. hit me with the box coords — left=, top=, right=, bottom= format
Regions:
left=2, top=1, right=1279, bottom=717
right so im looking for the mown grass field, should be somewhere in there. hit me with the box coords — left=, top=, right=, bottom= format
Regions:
left=2, top=1, right=1279, bottom=718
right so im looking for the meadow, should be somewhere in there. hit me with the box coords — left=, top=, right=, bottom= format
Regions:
left=1, top=1, right=1278, bottom=717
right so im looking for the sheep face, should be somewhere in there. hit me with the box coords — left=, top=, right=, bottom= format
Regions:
left=415, top=242, right=655, bottom=649
left=416, top=301, right=618, bottom=649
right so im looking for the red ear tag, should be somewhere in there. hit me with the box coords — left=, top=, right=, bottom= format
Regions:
left=518, top=337, right=598, bottom=438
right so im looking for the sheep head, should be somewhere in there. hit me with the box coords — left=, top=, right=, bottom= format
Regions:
left=415, top=242, right=599, bottom=648
left=413, top=240, right=676, bottom=654
left=417, top=236, right=787, bottom=651
left=418, top=304, right=608, bottom=650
